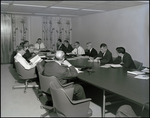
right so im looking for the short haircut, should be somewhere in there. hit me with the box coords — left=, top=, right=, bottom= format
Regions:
left=20, top=42, right=24, bottom=47
left=29, top=44, right=34, bottom=48
left=64, top=40, right=69, bottom=44
left=75, top=41, right=80, bottom=45
left=17, top=46, right=23, bottom=51
left=116, top=47, right=126, bottom=54
left=37, top=38, right=42, bottom=41
left=86, top=42, right=92, bottom=45
left=100, top=43, right=107, bottom=48
left=58, top=39, right=62, bottom=42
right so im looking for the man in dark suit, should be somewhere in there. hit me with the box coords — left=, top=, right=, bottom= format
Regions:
left=94, top=43, right=113, bottom=65
left=63, top=40, right=73, bottom=53
left=43, top=50, right=86, bottom=100
left=84, top=42, right=97, bottom=58
left=56, top=39, right=66, bottom=52
left=113, top=47, right=136, bottom=69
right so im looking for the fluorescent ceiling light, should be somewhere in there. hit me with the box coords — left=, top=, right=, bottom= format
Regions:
left=13, top=4, right=47, bottom=8
left=82, top=9, right=105, bottom=12
left=5, top=11, right=32, bottom=14
left=35, top=13, right=57, bottom=16
left=50, top=6, right=79, bottom=10
left=60, top=15, right=78, bottom=17
left=1, top=3, right=9, bottom=5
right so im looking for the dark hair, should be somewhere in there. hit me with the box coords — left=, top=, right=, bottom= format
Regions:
left=17, top=46, right=23, bottom=51
left=58, top=39, right=62, bottom=42
left=116, top=47, right=126, bottom=54
left=20, top=42, right=24, bottom=47
left=64, top=40, right=69, bottom=44
left=75, top=41, right=80, bottom=45
left=37, top=38, right=42, bottom=41
left=100, top=43, right=107, bottom=48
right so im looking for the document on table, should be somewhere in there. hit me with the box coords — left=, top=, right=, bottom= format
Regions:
left=75, top=67, right=83, bottom=73
left=110, top=64, right=122, bottom=68
left=127, top=71, right=145, bottom=75
left=141, top=68, right=149, bottom=73
left=100, top=64, right=111, bottom=68
left=134, top=75, right=149, bottom=80
left=100, top=64, right=122, bottom=68
left=39, top=55, right=46, bottom=58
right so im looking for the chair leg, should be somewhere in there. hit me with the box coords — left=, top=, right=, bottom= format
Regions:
left=24, top=80, right=28, bottom=93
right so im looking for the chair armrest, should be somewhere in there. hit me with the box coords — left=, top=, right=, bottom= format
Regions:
left=71, top=98, right=92, bottom=105
left=62, top=82, right=74, bottom=87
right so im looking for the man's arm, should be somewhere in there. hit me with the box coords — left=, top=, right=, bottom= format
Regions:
left=100, top=52, right=112, bottom=64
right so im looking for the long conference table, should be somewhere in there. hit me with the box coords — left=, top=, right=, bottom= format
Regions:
left=67, top=57, right=149, bottom=117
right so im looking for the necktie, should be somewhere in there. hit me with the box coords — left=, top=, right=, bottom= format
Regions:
left=77, top=48, right=78, bottom=55
left=39, top=44, right=40, bottom=49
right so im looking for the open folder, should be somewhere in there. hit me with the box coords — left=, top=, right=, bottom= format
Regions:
left=29, top=55, right=42, bottom=65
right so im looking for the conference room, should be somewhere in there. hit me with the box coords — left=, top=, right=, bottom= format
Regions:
left=1, top=1, right=149, bottom=117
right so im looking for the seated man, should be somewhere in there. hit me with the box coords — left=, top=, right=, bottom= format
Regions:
left=56, top=39, right=66, bottom=52
left=94, top=43, right=113, bottom=65
left=84, top=42, right=97, bottom=58
left=113, top=47, right=136, bottom=69
left=34, top=38, right=46, bottom=51
left=23, top=44, right=36, bottom=62
left=14, top=46, right=42, bottom=70
left=68, top=41, right=85, bottom=56
left=63, top=40, right=73, bottom=53
left=43, top=50, right=86, bottom=100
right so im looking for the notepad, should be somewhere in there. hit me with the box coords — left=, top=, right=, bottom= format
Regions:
left=127, top=71, right=145, bottom=75
left=100, top=64, right=111, bottom=68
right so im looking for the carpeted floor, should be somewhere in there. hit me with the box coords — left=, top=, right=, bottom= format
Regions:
left=1, top=64, right=149, bottom=117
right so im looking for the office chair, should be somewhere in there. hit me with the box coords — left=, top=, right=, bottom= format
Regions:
left=12, top=62, right=39, bottom=93
left=36, top=62, right=74, bottom=117
left=50, top=81, right=93, bottom=117
left=134, top=60, right=143, bottom=70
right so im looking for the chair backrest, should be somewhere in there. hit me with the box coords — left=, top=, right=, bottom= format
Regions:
left=133, top=60, right=143, bottom=70
left=36, top=62, right=62, bottom=94
left=15, top=62, right=36, bottom=79
left=50, top=81, right=90, bottom=117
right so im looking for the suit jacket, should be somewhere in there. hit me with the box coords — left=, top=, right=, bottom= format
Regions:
left=64, top=44, right=73, bottom=53
left=23, top=49, right=32, bottom=62
left=43, top=61, right=78, bottom=84
left=85, top=48, right=98, bottom=58
left=97, top=49, right=113, bottom=65
left=113, top=52, right=136, bottom=69
left=57, top=44, right=66, bottom=52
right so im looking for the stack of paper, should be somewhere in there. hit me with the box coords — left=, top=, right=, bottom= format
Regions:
left=134, top=75, right=149, bottom=80
left=127, top=71, right=145, bottom=75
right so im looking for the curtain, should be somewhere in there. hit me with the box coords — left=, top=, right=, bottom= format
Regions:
left=12, top=15, right=30, bottom=50
left=1, top=14, right=13, bottom=64
left=42, top=17, right=72, bottom=50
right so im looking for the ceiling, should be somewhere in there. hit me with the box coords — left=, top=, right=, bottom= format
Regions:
left=1, top=1, right=149, bottom=17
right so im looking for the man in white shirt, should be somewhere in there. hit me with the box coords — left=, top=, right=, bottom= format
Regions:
left=69, top=41, right=85, bottom=56
left=34, top=38, right=46, bottom=50
left=14, top=46, right=42, bottom=70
